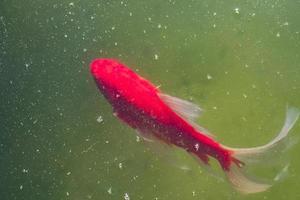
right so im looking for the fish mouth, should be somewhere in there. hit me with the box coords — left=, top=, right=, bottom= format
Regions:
left=90, top=58, right=120, bottom=77
left=90, top=58, right=104, bottom=76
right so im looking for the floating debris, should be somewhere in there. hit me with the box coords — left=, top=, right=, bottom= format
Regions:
left=96, top=115, right=103, bottom=123
left=136, top=136, right=141, bottom=142
left=194, top=143, right=199, bottom=151
left=234, top=8, right=240, bottom=15
left=276, top=32, right=280, bottom=37
left=207, top=74, right=212, bottom=80
left=107, top=187, right=112, bottom=194
left=192, top=191, right=196, bottom=196
left=124, top=193, right=130, bottom=200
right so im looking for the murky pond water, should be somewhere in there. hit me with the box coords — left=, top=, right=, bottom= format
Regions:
left=1, top=1, right=300, bottom=199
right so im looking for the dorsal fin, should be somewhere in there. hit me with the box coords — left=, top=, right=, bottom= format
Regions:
left=158, top=93, right=202, bottom=121
left=158, top=93, right=215, bottom=138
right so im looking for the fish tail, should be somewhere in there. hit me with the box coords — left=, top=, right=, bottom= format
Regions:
left=222, top=107, right=299, bottom=194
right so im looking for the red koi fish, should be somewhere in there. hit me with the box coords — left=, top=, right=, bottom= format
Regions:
left=90, top=58, right=299, bottom=193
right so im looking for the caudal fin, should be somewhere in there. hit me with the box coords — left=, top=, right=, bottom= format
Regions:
left=224, top=107, right=299, bottom=194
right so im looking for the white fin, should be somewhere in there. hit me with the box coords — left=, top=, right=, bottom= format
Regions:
left=225, top=165, right=271, bottom=194
left=159, top=93, right=215, bottom=138
left=224, top=107, right=299, bottom=194
left=158, top=93, right=203, bottom=121
left=191, top=153, right=224, bottom=182
left=231, top=107, right=299, bottom=156
left=274, top=163, right=289, bottom=182
left=135, top=129, right=155, bottom=142
left=190, top=122, right=215, bottom=138
left=136, top=128, right=193, bottom=171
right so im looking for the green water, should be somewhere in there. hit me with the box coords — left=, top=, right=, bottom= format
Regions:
left=1, top=0, right=300, bottom=199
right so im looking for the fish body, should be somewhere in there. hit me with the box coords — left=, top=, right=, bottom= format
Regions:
left=90, top=58, right=299, bottom=193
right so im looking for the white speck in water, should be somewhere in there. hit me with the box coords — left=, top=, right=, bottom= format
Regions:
left=245, top=64, right=249, bottom=68
left=129, top=12, right=132, bottom=16
left=192, top=191, right=196, bottom=196
left=66, top=171, right=71, bottom=176
left=66, top=192, right=70, bottom=196
left=243, top=94, right=247, bottom=98
left=154, top=54, right=159, bottom=60
left=33, top=119, right=38, bottom=124
left=20, top=185, right=23, bottom=190
left=119, top=162, right=123, bottom=169
left=116, top=94, right=120, bottom=98
left=124, top=193, right=130, bottom=200
left=194, top=143, right=199, bottom=151
left=111, top=26, right=115, bottom=30
left=22, top=169, right=29, bottom=173
left=283, top=21, right=289, bottom=26
left=213, top=106, right=217, bottom=110
left=226, top=91, right=230, bottom=95
left=157, top=24, right=162, bottom=28
left=69, top=2, right=74, bottom=6
left=234, top=8, right=240, bottom=14
left=136, top=136, right=141, bottom=142
left=25, top=63, right=30, bottom=69
left=114, top=42, right=118, bottom=46
left=83, top=48, right=87, bottom=52
left=96, top=115, right=103, bottom=123
left=213, top=12, right=217, bottom=16
left=207, top=74, right=212, bottom=80
left=276, top=32, right=280, bottom=37
left=105, top=140, right=109, bottom=144
left=213, top=24, right=216, bottom=28
left=107, top=187, right=112, bottom=194
left=64, top=34, right=68, bottom=38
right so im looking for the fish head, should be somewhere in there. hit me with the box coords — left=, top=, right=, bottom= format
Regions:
left=90, top=58, right=122, bottom=82
left=90, top=58, right=159, bottom=108
left=90, top=58, right=135, bottom=103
